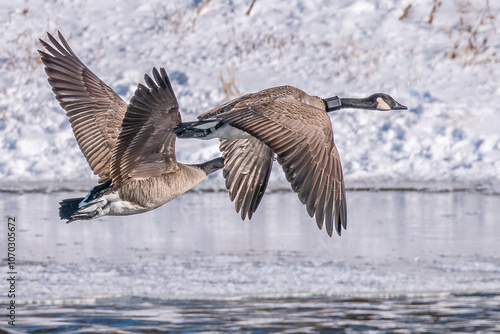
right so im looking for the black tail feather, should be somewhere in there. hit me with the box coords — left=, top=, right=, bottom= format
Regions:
left=59, top=197, right=84, bottom=221
left=59, top=181, right=112, bottom=223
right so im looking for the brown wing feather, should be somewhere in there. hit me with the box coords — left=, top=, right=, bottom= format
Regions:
left=199, top=86, right=302, bottom=119
left=110, top=68, right=181, bottom=184
left=39, top=32, right=128, bottom=182
left=215, top=96, right=347, bottom=236
left=198, top=87, right=303, bottom=220
left=219, top=137, right=274, bottom=219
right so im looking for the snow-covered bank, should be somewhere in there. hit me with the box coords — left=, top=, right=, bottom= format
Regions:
left=1, top=0, right=499, bottom=190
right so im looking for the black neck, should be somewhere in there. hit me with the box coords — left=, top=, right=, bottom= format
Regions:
left=323, top=96, right=377, bottom=111
left=196, top=157, right=224, bottom=175
left=340, top=97, right=377, bottom=110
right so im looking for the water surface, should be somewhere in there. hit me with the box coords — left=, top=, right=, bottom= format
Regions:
left=1, top=190, right=499, bottom=332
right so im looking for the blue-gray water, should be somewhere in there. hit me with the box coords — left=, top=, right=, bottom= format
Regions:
left=1, top=189, right=499, bottom=333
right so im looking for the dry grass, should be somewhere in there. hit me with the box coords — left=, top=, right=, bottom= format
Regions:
left=152, top=5, right=187, bottom=34
left=3, top=28, right=42, bottom=71
left=399, top=4, right=412, bottom=21
left=417, top=0, right=497, bottom=64
left=428, top=0, right=442, bottom=24
left=246, top=0, right=258, bottom=16
left=220, top=65, right=242, bottom=101
left=3, top=1, right=63, bottom=72
left=229, top=30, right=293, bottom=58
left=450, top=0, right=497, bottom=64
left=196, top=0, right=257, bottom=16
left=196, top=0, right=212, bottom=15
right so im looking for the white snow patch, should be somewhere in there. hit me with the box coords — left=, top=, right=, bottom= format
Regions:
left=1, top=0, right=499, bottom=192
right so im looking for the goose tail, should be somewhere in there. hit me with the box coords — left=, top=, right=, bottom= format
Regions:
left=59, top=180, right=113, bottom=223
left=59, top=197, right=85, bottom=222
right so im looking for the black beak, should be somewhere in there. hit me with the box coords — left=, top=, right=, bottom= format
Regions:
left=394, top=100, right=408, bottom=110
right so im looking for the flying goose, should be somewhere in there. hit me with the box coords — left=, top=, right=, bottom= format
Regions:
left=175, top=87, right=407, bottom=236
left=39, top=32, right=223, bottom=222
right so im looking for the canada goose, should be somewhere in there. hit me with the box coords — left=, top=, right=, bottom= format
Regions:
left=39, top=32, right=223, bottom=222
left=174, top=87, right=407, bottom=236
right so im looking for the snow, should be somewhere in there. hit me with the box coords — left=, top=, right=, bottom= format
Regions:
left=1, top=0, right=499, bottom=191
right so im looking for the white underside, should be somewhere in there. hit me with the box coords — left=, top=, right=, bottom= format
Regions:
left=207, top=123, right=252, bottom=140
left=78, top=191, right=147, bottom=218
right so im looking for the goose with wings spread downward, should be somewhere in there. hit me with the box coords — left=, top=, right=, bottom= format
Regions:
left=175, top=88, right=407, bottom=236
left=39, top=32, right=223, bottom=222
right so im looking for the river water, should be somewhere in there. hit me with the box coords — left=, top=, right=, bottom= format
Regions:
left=0, top=188, right=499, bottom=333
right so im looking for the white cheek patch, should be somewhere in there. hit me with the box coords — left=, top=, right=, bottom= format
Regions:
left=376, top=97, right=391, bottom=110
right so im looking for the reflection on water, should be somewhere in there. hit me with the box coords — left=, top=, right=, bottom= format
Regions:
left=1, top=189, right=500, bottom=332
left=11, top=293, right=500, bottom=333
left=2, top=190, right=500, bottom=261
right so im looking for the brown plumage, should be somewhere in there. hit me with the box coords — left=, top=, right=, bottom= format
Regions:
left=39, top=32, right=127, bottom=183
left=176, top=87, right=345, bottom=236
left=39, top=32, right=223, bottom=222
left=219, top=136, right=273, bottom=220
left=218, top=89, right=345, bottom=237
left=175, top=87, right=407, bottom=236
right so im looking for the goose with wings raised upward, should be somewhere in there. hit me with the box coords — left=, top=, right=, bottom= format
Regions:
left=175, top=87, right=407, bottom=236
left=39, top=32, right=223, bottom=222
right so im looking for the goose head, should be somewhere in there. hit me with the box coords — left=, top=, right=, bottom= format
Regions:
left=370, top=93, right=408, bottom=111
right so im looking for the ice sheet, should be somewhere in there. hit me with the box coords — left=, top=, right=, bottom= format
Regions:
left=1, top=191, right=499, bottom=303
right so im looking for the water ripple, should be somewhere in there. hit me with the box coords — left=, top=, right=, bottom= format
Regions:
left=8, top=293, right=500, bottom=333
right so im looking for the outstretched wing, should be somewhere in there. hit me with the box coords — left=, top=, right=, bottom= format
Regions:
left=215, top=96, right=347, bottom=236
left=39, top=31, right=128, bottom=182
left=110, top=68, right=181, bottom=184
left=219, top=137, right=274, bottom=219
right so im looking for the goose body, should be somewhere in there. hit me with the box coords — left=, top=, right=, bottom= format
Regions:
left=39, top=32, right=223, bottom=222
left=175, top=87, right=407, bottom=236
